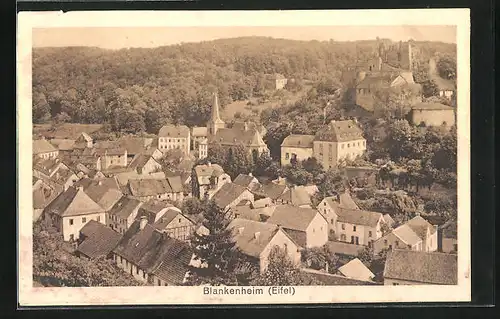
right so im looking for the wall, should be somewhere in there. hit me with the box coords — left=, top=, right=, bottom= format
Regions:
left=225, top=190, right=255, bottom=210
left=38, top=150, right=59, bottom=159
left=280, top=146, right=313, bottom=166
left=305, top=213, right=329, bottom=248
left=439, top=90, right=454, bottom=99
left=140, top=158, right=162, bottom=175
left=162, top=214, right=195, bottom=242
left=424, top=228, right=438, bottom=252
left=60, top=212, right=106, bottom=241
left=411, top=109, right=456, bottom=127
left=198, top=144, right=208, bottom=160
left=373, top=232, right=422, bottom=255
left=113, top=253, right=149, bottom=284
left=259, top=230, right=301, bottom=273
left=336, top=138, right=367, bottom=163
left=313, top=141, right=338, bottom=170
left=336, top=220, right=367, bottom=246
left=317, top=200, right=338, bottom=238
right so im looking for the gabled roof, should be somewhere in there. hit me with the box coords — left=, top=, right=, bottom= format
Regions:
left=108, top=196, right=143, bottom=219
left=406, top=215, right=436, bottom=239
left=209, top=127, right=266, bottom=148
left=76, top=221, right=122, bottom=259
left=277, top=187, right=311, bottom=207
left=33, top=158, right=65, bottom=177
left=337, top=258, right=375, bottom=282
left=128, top=154, right=159, bottom=171
left=33, top=139, right=58, bottom=155
left=323, top=192, right=360, bottom=211
left=252, top=183, right=288, bottom=200
left=114, top=171, right=166, bottom=186
left=158, top=125, right=190, bottom=138
left=281, top=134, right=315, bottom=148
left=336, top=208, right=382, bottom=227
left=212, top=183, right=250, bottom=209
left=77, top=178, right=123, bottom=211
left=114, top=221, right=192, bottom=282
left=44, top=186, right=105, bottom=217
left=266, top=205, right=320, bottom=232
left=412, top=102, right=454, bottom=111
left=194, top=163, right=225, bottom=178
left=384, top=249, right=457, bottom=284
left=116, top=136, right=154, bottom=155
left=315, top=120, right=364, bottom=142
left=233, top=174, right=258, bottom=189
left=138, top=200, right=180, bottom=223
left=229, top=218, right=282, bottom=258
left=153, top=209, right=192, bottom=231
left=392, top=224, right=422, bottom=246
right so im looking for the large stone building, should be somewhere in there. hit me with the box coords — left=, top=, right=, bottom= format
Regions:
left=158, top=125, right=191, bottom=156
left=280, top=120, right=367, bottom=169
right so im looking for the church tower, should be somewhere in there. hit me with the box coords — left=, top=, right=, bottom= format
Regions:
left=207, top=91, right=225, bottom=137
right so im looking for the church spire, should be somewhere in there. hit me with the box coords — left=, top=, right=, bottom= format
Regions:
left=211, top=91, right=222, bottom=122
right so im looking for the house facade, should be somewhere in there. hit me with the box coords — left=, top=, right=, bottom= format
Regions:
left=158, top=125, right=191, bottom=156
left=152, top=209, right=196, bottom=242
left=191, top=163, right=231, bottom=199
left=275, top=74, right=288, bottom=90
left=280, top=134, right=315, bottom=166
left=107, top=196, right=143, bottom=234
left=212, top=183, right=255, bottom=211
left=43, top=186, right=107, bottom=241
left=33, top=138, right=59, bottom=159
left=128, top=154, right=162, bottom=175
left=333, top=208, right=384, bottom=247
left=127, top=176, right=184, bottom=202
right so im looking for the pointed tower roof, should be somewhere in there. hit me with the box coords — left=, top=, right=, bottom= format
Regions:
left=211, top=92, right=225, bottom=124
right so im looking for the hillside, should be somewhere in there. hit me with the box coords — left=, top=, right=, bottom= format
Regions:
left=32, top=36, right=456, bottom=134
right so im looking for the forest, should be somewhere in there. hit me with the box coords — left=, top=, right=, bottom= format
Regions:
left=32, top=36, right=456, bottom=134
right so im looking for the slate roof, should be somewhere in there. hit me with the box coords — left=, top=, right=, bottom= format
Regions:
left=336, top=208, right=382, bottom=227
left=114, top=171, right=166, bottom=186
left=212, top=183, right=250, bottom=209
left=78, top=178, right=123, bottom=211
left=158, top=125, right=190, bottom=138
left=266, top=205, right=319, bottom=232
left=192, top=126, right=208, bottom=137
left=337, top=258, right=375, bottom=281
left=76, top=221, right=122, bottom=259
left=116, top=137, right=154, bottom=155
left=153, top=209, right=188, bottom=231
left=281, top=134, right=315, bottom=148
left=209, top=127, right=266, bottom=148
left=44, top=186, right=105, bottom=217
left=33, top=158, right=63, bottom=177
left=233, top=174, right=258, bottom=189
left=229, top=218, right=282, bottom=258
left=33, top=139, right=58, bottom=155
left=384, top=249, right=457, bottom=284
left=315, top=120, right=364, bottom=142
left=301, top=268, right=379, bottom=286
left=277, top=187, right=311, bottom=207
left=108, top=196, right=143, bottom=220
left=128, top=176, right=183, bottom=197
left=114, top=221, right=193, bottom=284
left=252, top=183, right=288, bottom=200
left=193, top=164, right=226, bottom=184
left=412, top=102, right=454, bottom=111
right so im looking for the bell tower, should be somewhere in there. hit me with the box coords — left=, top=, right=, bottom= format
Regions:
left=207, top=91, right=225, bottom=137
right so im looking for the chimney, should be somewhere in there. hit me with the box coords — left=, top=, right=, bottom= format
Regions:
left=254, top=232, right=260, bottom=240
left=238, top=227, right=244, bottom=234
left=248, top=172, right=253, bottom=177
left=207, top=162, right=212, bottom=167
left=77, top=186, right=84, bottom=191
left=244, top=122, right=249, bottom=131
left=98, top=180, right=102, bottom=186
left=139, top=216, right=148, bottom=230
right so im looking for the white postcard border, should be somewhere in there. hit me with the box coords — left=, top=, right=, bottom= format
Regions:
left=17, top=9, right=471, bottom=306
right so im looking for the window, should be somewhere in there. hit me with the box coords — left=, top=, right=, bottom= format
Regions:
left=340, top=234, right=346, bottom=241
left=69, top=219, right=74, bottom=225
left=69, top=234, right=74, bottom=242
left=313, top=228, right=315, bottom=233
left=97, top=216, right=100, bottom=222
left=395, top=240, right=399, bottom=247
left=389, top=244, right=392, bottom=249
left=178, top=218, right=181, bottom=223
left=143, top=272, right=146, bottom=279
left=341, top=224, right=345, bottom=230
left=368, top=231, right=372, bottom=237
left=284, top=243, right=288, bottom=253
left=347, top=143, right=350, bottom=148
left=393, top=283, right=399, bottom=286
left=384, top=239, right=388, bottom=245
left=353, top=226, right=357, bottom=232
left=82, top=217, right=86, bottom=223
left=285, top=153, right=290, bottom=160
left=330, top=219, right=334, bottom=224
left=136, top=267, right=139, bottom=275
left=323, top=202, right=326, bottom=206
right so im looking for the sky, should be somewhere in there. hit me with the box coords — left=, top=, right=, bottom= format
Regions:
left=33, top=26, right=456, bottom=49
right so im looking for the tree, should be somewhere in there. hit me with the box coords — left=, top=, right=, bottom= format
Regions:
left=301, top=245, right=339, bottom=273
left=422, top=79, right=440, bottom=98
left=253, top=152, right=277, bottom=178
left=263, top=123, right=292, bottom=160
left=225, top=145, right=253, bottom=179
left=32, top=92, right=51, bottom=123
left=436, top=54, right=457, bottom=80
left=186, top=200, right=240, bottom=286
left=206, top=142, right=228, bottom=167
left=252, top=246, right=304, bottom=286
left=33, top=222, right=142, bottom=287
left=314, top=169, right=347, bottom=202
left=358, top=246, right=374, bottom=267
left=181, top=197, right=206, bottom=216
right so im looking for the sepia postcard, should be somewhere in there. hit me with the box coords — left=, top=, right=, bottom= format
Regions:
left=18, top=9, right=471, bottom=306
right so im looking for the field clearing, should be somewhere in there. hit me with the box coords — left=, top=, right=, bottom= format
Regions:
left=221, top=86, right=311, bottom=122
